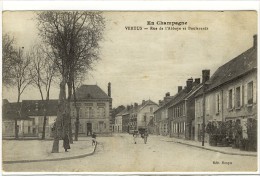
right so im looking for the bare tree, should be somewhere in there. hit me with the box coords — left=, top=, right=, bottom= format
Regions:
left=36, top=11, right=105, bottom=153
left=29, top=44, right=57, bottom=139
left=3, top=34, right=32, bottom=139
left=2, top=34, right=17, bottom=86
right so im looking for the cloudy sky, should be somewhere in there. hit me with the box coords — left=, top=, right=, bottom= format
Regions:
left=2, top=11, right=257, bottom=107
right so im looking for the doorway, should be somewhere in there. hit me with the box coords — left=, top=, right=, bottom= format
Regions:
left=86, top=123, right=92, bottom=136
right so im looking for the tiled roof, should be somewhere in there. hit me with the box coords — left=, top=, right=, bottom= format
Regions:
left=154, top=95, right=176, bottom=113
left=117, top=100, right=158, bottom=116
left=75, top=85, right=111, bottom=100
left=21, top=99, right=58, bottom=116
left=195, top=44, right=257, bottom=97
left=2, top=102, right=29, bottom=120
left=207, top=47, right=256, bottom=91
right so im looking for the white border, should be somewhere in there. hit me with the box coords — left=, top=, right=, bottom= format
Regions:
left=1, top=0, right=260, bottom=175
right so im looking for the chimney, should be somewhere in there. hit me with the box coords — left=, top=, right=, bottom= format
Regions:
left=142, top=100, right=145, bottom=105
left=186, top=78, right=193, bottom=92
left=165, top=92, right=170, bottom=97
left=159, top=100, right=162, bottom=106
left=108, top=82, right=111, bottom=97
left=202, top=70, right=210, bottom=83
left=127, top=105, right=130, bottom=111
left=253, top=34, right=257, bottom=48
left=194, top=78, right=200, bottom=85
left=131, top=105, right=133, bottom=109
left=178, top=86, right=182, bottom=93
left=134, top=103, right=138, bottom=107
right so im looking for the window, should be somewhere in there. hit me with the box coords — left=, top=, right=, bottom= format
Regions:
left=216, top=93, right=220, bottom=113
left=228, top=89, right=233, bottom=109
left=236, top=86, right=241, bottom=107
left=247, top=81, right=253, bottom=104
left=98, top=107, right=105, bottom=118
left=150, top=107, right=153, bottom=113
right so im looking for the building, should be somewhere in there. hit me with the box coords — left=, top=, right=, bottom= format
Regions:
left=2, top=99, right=58, bottom=138
left=2, top=101, right=29, bottom=137
left=194, top=35, right=257, bottom=143
left=21, top=100, right=58, bottom=138
left=153, top=92, right=175, bottom=136
left=168, top=77, right=203, bottom=140
left=128, top=100, right=159, bottom=132
left=70, top=83, right=112, bottom=136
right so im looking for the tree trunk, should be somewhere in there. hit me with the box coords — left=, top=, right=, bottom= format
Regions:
left=42, top=103, right=48, bottom=140
left=14, top=119, right=18, bottom=139
left=15, top=93, right=21, bottom=139
left=67, top=81, right=73, bottom=144
left=52, top=78, right=67, bottom=153
left=73, top=80, right=80, bottom=141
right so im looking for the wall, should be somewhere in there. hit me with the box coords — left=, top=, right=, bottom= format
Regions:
left=70, top=100, right=111, bottom=135
left=194, top=71, right=257, bottom=142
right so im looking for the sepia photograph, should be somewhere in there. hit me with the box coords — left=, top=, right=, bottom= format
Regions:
left=1, top=10, right=258, bottom=173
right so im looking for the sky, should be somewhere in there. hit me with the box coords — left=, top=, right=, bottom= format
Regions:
left=2, top=11, right=257, bottom=107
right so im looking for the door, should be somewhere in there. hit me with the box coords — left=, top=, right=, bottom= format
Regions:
left=86, top=123, right=92, bottom=136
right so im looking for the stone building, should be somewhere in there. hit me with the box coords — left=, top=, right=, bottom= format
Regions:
left=168, top=77, right=203, bottom=140
left=194, top=35, right=257, bottom=142
left=2, top=99, right=58, bottom=138
left=70, top=84, right=112, bottom=136
left=128, top=100, right=159, bottom=132
left=153, top=92, right=175, bottom=136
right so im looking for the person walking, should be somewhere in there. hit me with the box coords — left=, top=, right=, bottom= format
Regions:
left=63, top=133, right=70, bottom=152
left=133, top=130, right=138, bottom=144
left=92, top=132, right=97, bottom=146
left=143, top=130, right=148, bottom=144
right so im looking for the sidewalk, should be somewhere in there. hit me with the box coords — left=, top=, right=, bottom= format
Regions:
left=3, top=137, right=96, bottom=164
left=160, top=136, right=257, bottom=157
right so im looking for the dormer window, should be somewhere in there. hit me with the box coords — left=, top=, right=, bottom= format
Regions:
left=35, top=102, right=39, bottom=111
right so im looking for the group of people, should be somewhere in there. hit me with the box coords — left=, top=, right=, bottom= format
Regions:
left=133, top=130, right=149, bottom=144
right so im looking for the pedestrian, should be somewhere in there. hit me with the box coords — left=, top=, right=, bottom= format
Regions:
left=133, top=130, right=138, bottom=144
left=63, top=133, right=70, bottom=152
left=143, top=130, right=149, bottom=144
left=92, top=132, right=97, bottom=146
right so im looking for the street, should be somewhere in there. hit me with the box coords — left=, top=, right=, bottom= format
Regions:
left=3, top=134, right=257, bottom=172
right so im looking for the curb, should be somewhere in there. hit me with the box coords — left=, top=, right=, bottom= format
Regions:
left=3, top=142, right=98, bottom=164
left=173, top=141, right=257, bottom=157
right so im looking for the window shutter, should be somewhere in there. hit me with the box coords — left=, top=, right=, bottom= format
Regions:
left=226, top=90, right=229, bottom=109
left=219, top=93, right=222, bottom=112
left=253, top=81, right=257, bottom=103
left=244, top=84, right=247, bottom=105
left=215, top=94, right=218, bottom=113
left=232, top=88, right=235, bottom=108
left=240, top=85, right=243, bottom=107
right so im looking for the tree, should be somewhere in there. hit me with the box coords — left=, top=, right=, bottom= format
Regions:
left=37, top=11, right=105, bottom=153
left=2, top=34, right=17, bottom=86
left=29, top=44, right=57, bottom=139
left=3, top=33, right=32, bottom=139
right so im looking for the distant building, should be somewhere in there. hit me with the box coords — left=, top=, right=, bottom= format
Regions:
left=168, top=77, right=202, bottom=140
left=128, top=100, right=159, bottom=132
left=194, top=35, right=257, bottom=142
left=70, top=83, right=112, bottom=136
left=2, top=99, right=58, bottom=138
left=21, top=100, right=58, bottom=138
left=153, top=92, right=175, bottom=136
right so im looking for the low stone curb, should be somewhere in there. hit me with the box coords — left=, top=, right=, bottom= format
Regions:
left=3, top=142, right=97, bottom=164
left=174, top=141, right=257, bottom=157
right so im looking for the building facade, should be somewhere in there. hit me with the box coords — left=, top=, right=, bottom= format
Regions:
left=70, top=84, right=112, bottom=136
left=194, top=35, right=257, bottom=143
left=128, top=100, right=159, bottom=132
left=168, top=77, right=203, bottom=140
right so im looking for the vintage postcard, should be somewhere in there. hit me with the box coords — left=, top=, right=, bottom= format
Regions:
left=1, top=10, right=258, bottom=173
